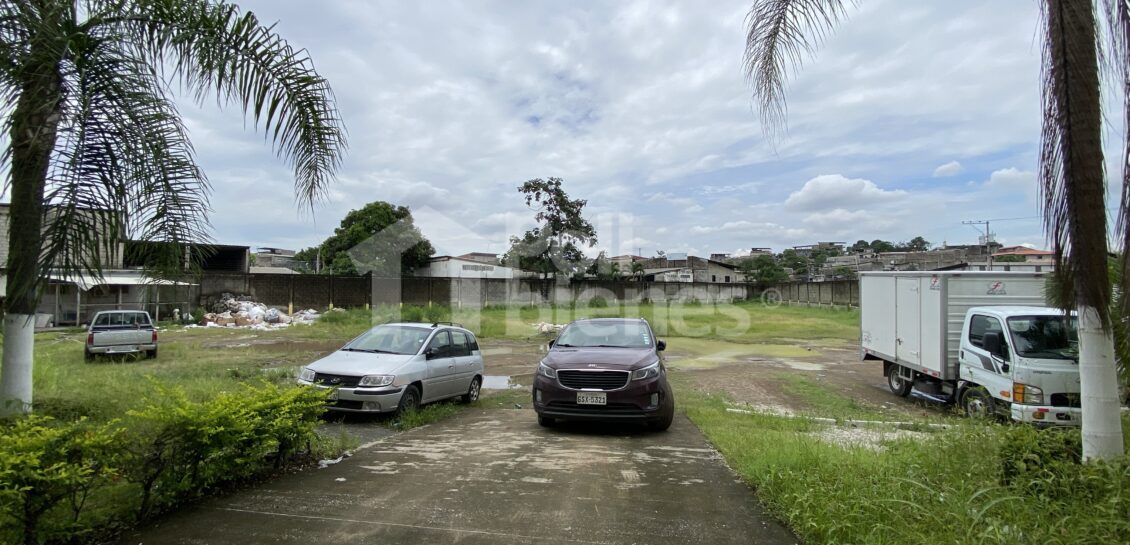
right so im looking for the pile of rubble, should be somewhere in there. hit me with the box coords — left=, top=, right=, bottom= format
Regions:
left=198, top=293, right=321, bottom=329
left=532, top=322, right=565, bottom=335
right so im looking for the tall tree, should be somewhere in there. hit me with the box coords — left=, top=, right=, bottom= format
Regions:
left=294, top=201, right=433, bottom=276
left=738, top=254, right=788, bottom=287
left=0, top=0, right=346, bottom=416
left=744, top=0, right=1124, bottom=459
left=505, top=177, right=596, bottom=279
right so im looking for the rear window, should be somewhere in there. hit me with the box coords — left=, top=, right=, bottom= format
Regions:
left=555, top=321, right=653, bottom=348
left=94, top=312, right=151, bottom=328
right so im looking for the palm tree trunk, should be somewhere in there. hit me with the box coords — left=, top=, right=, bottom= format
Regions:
left=1044, top=0, right=1125, bottom=460
left=0, top=29, right=64, bottom=417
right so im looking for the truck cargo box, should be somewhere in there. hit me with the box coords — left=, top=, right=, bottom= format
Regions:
left=859, top=271, right=1048, bottom=381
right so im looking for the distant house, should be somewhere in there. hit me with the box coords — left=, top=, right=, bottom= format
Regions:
left=993, top=246, right=1054, bottom=265
left=639, top=255, right=739, bottom=283
left=415, top=255, right=517, bottom=279
left=255, top=247, right=298, bottom=268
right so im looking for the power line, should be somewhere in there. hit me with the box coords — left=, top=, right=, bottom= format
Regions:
left=962, top=220, right=994, bottom=268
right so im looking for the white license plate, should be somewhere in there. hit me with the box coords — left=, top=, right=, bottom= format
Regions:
left=327, top=389, right=339, bottom=401
left=108, top=346, right=137, bottom=353
left=577, top=392, right=607, bottom=405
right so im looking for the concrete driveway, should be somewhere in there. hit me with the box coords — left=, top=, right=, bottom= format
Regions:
left=121, top=408, right=797, bottom=545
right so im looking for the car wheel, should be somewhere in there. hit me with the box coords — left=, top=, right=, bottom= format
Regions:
left=461, top=377, right=482, bottom=404
left=397, top=385, right=421, bottom=415
left=537, top=415, right=556, bottom=427
left=649, top=386, right=675, bottom=431
left=962, top=386, right=995, bottom=419
left=887, top=366, right=913, bottom=397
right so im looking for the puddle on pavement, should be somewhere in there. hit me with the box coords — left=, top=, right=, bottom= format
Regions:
left=482, top=375, right=527, bottom=390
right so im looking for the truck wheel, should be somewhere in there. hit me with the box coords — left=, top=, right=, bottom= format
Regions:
left=84, top=349, right=94, bottom=362
left=886, top=366, right=913, bottom=397
left=962, top=386, right=995, bottom=419
left=146, top=348, right=158, bottom=359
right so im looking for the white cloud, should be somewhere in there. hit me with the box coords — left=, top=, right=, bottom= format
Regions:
left=984, top=167, right=1034, bottom=191
left=933, top=160, right=964, bottom=177
left=784, top=174, right=908, bottom=211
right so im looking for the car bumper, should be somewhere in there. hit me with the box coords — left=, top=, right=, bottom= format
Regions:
left=298, top=381, right=405, bottom=413
left=87, top=343, right=157, bottom=355
left=532, top=374, right=670, bottom=422
left=1011, top=404, right=1082, bottom=426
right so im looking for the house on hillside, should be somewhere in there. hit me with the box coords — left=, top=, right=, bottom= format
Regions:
left=993, top=246, right=1054, bottom=265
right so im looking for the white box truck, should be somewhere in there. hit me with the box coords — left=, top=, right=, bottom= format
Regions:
left=860, top=271, right=1082, bottom=425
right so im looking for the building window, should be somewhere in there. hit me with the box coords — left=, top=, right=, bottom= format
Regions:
left=725, top=276, right=730, bottom=283
left=711, top=275, right=716, bottom=282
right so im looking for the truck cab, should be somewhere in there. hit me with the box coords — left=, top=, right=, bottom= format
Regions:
left=958, top=306, right=1081, bottom=425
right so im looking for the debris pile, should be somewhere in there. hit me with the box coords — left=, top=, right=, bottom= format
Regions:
left=532, top=322, right=565, bottom=335
left=197, top=293, right=321, bottom=329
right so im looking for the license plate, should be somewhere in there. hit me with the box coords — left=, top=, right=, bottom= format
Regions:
left=577, top=392, right=607, bottom=405
left=327, top=389, right=339, bottom=401
left=109, top=346, right=136, bottom=353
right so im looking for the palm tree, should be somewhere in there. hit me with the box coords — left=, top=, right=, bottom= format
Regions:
left=0, top=0, right=346, bottom=416
left=744, top=0, right=1124, bottom=459
left=631, top=260, right=645, bottom=281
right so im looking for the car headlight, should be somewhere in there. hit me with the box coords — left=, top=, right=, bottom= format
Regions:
left=1013, top=383, right=1044, bottom=405
left=537, top=362, right=557, bottom=379
left=298, top=368, right=315, bottom=382
left=358, top=375, right=395, bottom=387
left=631, top=361, right=661, bottom=381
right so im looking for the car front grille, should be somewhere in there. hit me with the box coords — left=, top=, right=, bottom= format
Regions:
left=314, top=372, right=360, bottom=388
left=546, top=401, right=643, bottom=413
left=557, top=370, right=629, bottom=390
left=1050, top=393, right=1081, bottom=408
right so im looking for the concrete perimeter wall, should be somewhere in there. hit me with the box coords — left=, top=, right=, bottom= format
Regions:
left=769, top=280, right=858, bottom=307
left=195, top=273, right=755, bottom=310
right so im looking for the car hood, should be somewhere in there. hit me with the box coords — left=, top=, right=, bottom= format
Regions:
left=542, top=347, right=657, bottom=371
left=305, top=350, right=417, bottom=376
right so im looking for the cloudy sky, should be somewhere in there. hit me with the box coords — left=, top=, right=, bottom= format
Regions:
left=176, top=0, right=1108, bottom=258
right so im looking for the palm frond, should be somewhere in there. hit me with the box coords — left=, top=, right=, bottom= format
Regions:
left=1103, top=0, right=1130, bottom=324
left=44, top=31, right=209, bottom=282
left=89, top=0, right=346, bottom=208
left=743, top=0, right=854, bottom=142
left=1039, top=0, right=1110, bottom=323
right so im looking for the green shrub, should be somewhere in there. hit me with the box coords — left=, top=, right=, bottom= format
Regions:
left=121, top=382, right=328, bottom=520
left=999, top=425, right=1082, bottom=487
left=0, top=416, right=122, bottom=545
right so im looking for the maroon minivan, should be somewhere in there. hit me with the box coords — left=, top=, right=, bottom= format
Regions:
left=532, top=318, right=674, bottom=431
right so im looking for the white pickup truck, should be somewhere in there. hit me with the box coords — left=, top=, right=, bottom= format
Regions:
left=84, top=310, right=158, bottom=361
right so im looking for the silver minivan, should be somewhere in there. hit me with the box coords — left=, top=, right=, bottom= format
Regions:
left=298, top=322, right=484, bottom=414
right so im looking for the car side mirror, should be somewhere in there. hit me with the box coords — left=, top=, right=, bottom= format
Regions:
left=656, top=339, right=666, bottom=351
left=983, top=332, right=1004, bottom=359
left=425, top=347, right=438, bottom=360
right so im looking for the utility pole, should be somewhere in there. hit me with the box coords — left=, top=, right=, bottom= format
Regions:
left=963, top=220, right=993, bottom=270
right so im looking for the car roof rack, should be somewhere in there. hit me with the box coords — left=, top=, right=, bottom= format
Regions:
left=431, top=321, right=464, bottom=328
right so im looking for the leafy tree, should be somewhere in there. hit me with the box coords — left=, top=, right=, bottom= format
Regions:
left=777, top=249, right=807, bottom=275
left=870, top=239, right=896, bottom=253
left=738, top=254, right=788, bottom=287
left=906, top=236, right=931, bottom=252
left=0, top=0, right=345, bottom=416
left=743, top=0, right=1123, bottom=458
left=995, top=254, right=1027, bottom=263
left=295, top=202, right=434, bottom=276
left=850, top=240, right=871, bottom=253
left=505, top=178, right=596, bottom=279
left=831, top=266, right=857, bottom=280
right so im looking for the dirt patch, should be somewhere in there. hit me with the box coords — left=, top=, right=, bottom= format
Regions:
left=662, top=337, right=935, bottom=418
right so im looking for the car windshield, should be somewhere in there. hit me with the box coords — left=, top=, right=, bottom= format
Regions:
left=1007, top=315, right=1078, bottom=360
left=555, top=321, right=653, bottom=348
left=344, top=325, right=432, bottom=355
